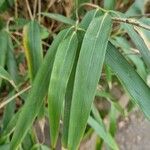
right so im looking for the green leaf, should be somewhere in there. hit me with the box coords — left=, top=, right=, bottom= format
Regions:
left=41, top=13, right=75, bottom=25
left=111, top=37, right=147, bottom=80
left=104, top=0, right=116, bottom=10
left=74, top=0, right=91, bottom=8
left=10, top=29, right=70, bottom=150
left=31, top=144, right=50, bottom=150
left=48, top=31, right=78, bottom=147
left=23, top=21, right=43, bottom=82
left=0, top=144, right=10, bottom=150
left=0, top=0, right=15, bottom=13
left=6, top=33, right=19, bottom=84
left=109, top=104, right=117, bottom=137
left=105, top=42, right=150, bottom=120
left=0, top=30, right=8, bottom=86
left=123, top=24, right=150, bottom=70
left=0, top=66, right=17, bottom=90
left=0, top=111, right=20, bottom=143
left=68, top=13, right=112, bottom=149
left=79, top=9, right=102, bottom=30
left=61, top=31, right=83, bottom=148
left=88, top=116, right=119, bottom=150
left=2, top=91, right=15, bottom=130
left=0, top=0, right=5, bottom=8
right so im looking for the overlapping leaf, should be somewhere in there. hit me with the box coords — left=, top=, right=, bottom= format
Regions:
left=88, top=116, right=118, bottom=150
left=10, top=29, right=70, bottom=150
left=105, top=43, right=150, bottom=120
left=48, top=31, right=78, bottom=147
left=68, top=13, right=112, bottom=149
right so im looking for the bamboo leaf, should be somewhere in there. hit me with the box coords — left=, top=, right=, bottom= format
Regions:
left=123, top=24, right=150, bottom=70
left=6, top=33, right=19, bottom=84
left=41, top=13, right=75, bottom=25
left=10, top=29, right=70, bottom=150
left=23, top=21, right=43, bottom=82
left=88, top=116, right=119, bottom=150
left=0, top=30, right=8, bottom=86
left=111, top=37, right=147, bottom=80
left=0, top=66, right=17, bottom=90
left=61, top=30, right=84, bottom=148
left=104, top=0, right=116, bottom=10
left=68, top=13, right=112, bottom=149
left=105, top=42, right=150, bottom=120
left=48, top=31, right=78, bottom=147
left=79, top=9, right=102, bottom=30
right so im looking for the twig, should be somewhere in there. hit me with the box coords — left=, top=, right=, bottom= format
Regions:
left=15, top=0, right=18, bottom=18
left=25, top=0, right=33, bottom=20
left=33, top=0, right=38, bottom=19
left=38, top=0, right=41, bottom=22
left=0, top=86, right=31, bottom=109
left=112, top=17, right=150, bottom=31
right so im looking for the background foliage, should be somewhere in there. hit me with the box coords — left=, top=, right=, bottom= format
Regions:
left=0, top=0, right=150, bottom=150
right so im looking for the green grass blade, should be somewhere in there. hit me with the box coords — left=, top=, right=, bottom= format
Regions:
left=79, top=9, right=102, bottom=30
left=0, top=30, right=8, bottom=86
left=111, top=37, right=147, bottom=80
left=48, top=31, right=78, bottom=148
left=123, top=24, right=150, bottom=70
left=105, top=42, right=150, bottom=120
left=41, top=13, right=75, bottom=25
left=88, top=116, right=119, bottom=150
left=23, top=21, right=43, bottom=82
left=0, top=111, right=20, bottom=142
left=6, top=34, right=19, bottom=84
left=2, top=91, right=15, bottom=130
left=68, top=14, right=112, bottom=149
left=61, top=31, right=84, bottom=148
left=10, top=29, right=70, bottom=150
left=0, top=66, right=17, bottom=90
left=109, top=104, right=117, bottom=137
left=104, top=0, right=116, bottom=10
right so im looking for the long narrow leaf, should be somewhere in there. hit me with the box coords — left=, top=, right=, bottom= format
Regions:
left=23, top=21, right=43, bottom=82
left=0, top=30, right=8, bottom=86
left=88, top=116, right=118, bottom=150
left=41, top=13, right=75, bottom=25
left=68, top=14, right=112, bottom=149
left=0, top=66, right=17, bottom=90
left=6, top=34, right=19, bottom=84
left=48, top=31, right=78, bottom=147
left=10, top=29, right=70, bottom=150
left=105, top=43, right=150, bottom=120
left=62, top=31, right=83, bottom=148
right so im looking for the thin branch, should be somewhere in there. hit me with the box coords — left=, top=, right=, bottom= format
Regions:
left=25, top=0, right=33, bottom=20
left=15, top=0, right=18, bottom=18
left=33, top=0, right=38, bottom=19
left=112, top=17, right=150, bottom=31
left=38, top=0, right=41, bottom=22
left=0, top=86, right=31, bottom=109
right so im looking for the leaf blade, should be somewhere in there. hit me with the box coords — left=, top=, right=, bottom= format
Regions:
left=10, top=29, right=70, bottom=150
left=68, top=14, right=112, bottom=149
left=48, top=31, right=78, bottom=147
left=41, top=13, right=75, bottom=25
left=23, top=21, right=43, bottom=82
left=105, top=42, right=150, bottom=120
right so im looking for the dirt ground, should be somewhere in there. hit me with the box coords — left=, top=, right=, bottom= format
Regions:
left=116, top=110, right=150, bottom=150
